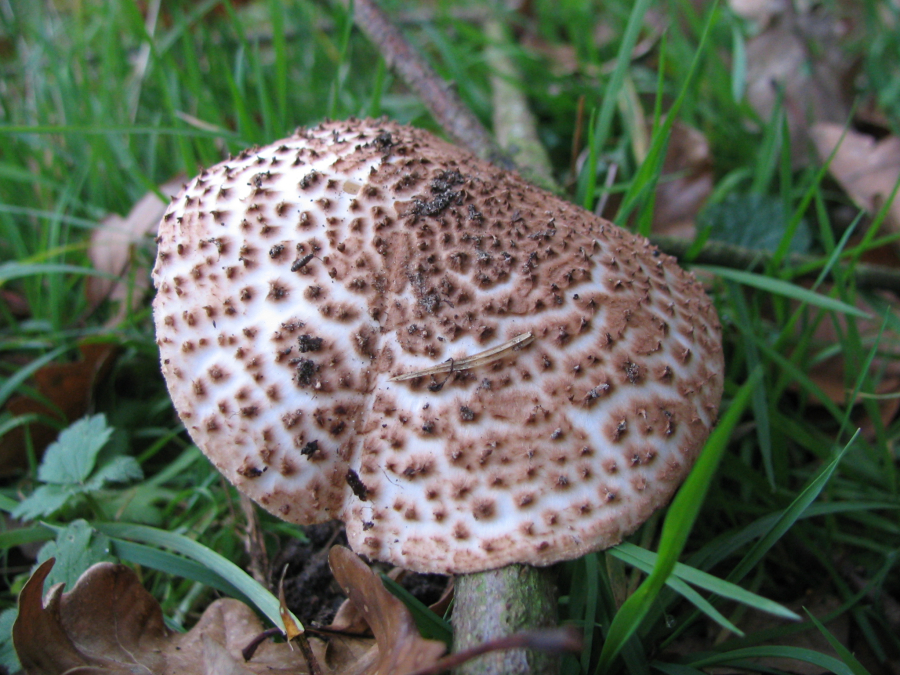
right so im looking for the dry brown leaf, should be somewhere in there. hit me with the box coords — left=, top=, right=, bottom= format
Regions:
left=744, top=7, right=855, bottom=165
left=14, top=550, right=446, bottom=675
left=14, top=558, right=304, bottom=675
left=729, top=0, right=789, bottom=27
left=811, top=123, right=900, bottom=237
left=0, top=341, right=118, bottom=475
left=328, top=546, right=446, bottom=675
left=86, top=178, right=182, bottom=324
left=652, top=121, right=713, bottom=238
left=789, top=290, right=900, bottom=437
left=0, top=289, right=29, bottom=318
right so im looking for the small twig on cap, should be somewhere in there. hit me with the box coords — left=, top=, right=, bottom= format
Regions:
left=347, top=0, right=512, bottom=168
left=391, top=332, right=534, bottom=382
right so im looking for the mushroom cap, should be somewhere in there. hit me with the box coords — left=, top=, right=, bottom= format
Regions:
left=152, top=119, right=723, bottom=574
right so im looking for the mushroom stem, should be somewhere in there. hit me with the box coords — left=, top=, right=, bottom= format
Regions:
left=452, top=564, right=559, bottom=675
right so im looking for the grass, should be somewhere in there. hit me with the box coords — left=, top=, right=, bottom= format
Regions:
left=2, top=0, right=900, bottom=673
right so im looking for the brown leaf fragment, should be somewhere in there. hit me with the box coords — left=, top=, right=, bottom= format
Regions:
left=0, top=341, right=118, bottom=475
left=202, top=633, right=257, bottom=675
left=13, top=558, right=305, bottom=675
left=14, top=558, right=167, bottom=673
left=328, top=546, right=447, bottom=675
left=745, top=8, right=855, bottom=165
left=787, top=289, right=900, bottom=437
left=652, top=121, right=713, bottom=238
left=86, top=178, right=182, bottom=323
left=169, top=599, right=305, bottom=673
left=811, top=124, right=900, bottom=238
left=14, top=559, right=94, bottom=674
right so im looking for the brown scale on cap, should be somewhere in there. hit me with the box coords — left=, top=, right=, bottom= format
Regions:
left=152, top=118, right=724, bottom=575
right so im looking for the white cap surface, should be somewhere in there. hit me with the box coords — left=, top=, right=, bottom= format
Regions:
left=153, top=119, right=723, bottom=574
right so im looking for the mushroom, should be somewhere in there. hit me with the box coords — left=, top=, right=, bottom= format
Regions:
left=152, top=118, right=723, bottom=672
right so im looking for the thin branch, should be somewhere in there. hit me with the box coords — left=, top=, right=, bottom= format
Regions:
left=408, top=626, right=582, bottom=675
left=483, top=18, right=558, bottom=191
left=651, top=234, right=900, bottom=295
left=348, top=0, right=512, bottom=168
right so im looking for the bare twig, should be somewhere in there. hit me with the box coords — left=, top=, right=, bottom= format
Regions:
left=240, top=494, right=271, bottom=586
left=408, top=626, right=582, bottom=675
left=483, top=18, right=558, bottom=191
left=242, top=627, right=284, bottom=661
left=651, top=234, right=900, bottom=295
left=348, top=0, right=511, bottom=168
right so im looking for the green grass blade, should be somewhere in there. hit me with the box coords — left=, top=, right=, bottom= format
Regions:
left=622, top=2, right=720, bottom=234
left=688, top=646, right=855, bottom=675
left=380, top=573, right=452, bottom=646
left=95, top=522, right=298, bottom=631
left=594, top=370, right=761, bottom=672
left=700, top=266, right=870, bottom=318
left=662, top=574, right=744, bottom=635
left=109, top=538, right=247, bottom=602
left=0, top=495, right=19, bottom=512
left=0, top=263, right=116, bottom=286
left=651, top=662, right=707, bottom=675
left=730, top=20, right=746, bottom=102
left=610, top=543, right=799, bottom=620
left=576, top=0, right=653, bottom=209
left=581, top=552, right=600, bottom=672
left=0, top=524, right=54, bottom=550
left=727, top=431, right=858, bottom=584
left=805, top=609, right=872, bottom=675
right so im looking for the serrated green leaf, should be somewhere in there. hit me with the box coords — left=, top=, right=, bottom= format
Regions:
left=11, top=484, right=77, bottom=520
left=35, top=520, right=114, bottom=589
left=699, top=193, right=812, bottom=254
left=37, top=414, right=113, bottom=485
left=85, top=456, right=143, bottom=490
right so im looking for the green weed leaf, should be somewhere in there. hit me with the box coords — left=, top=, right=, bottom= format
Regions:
left=11, top=415, right=143, bottom=520
left=699, top=193, right=812, bottom=253
left=0, top=608, right=19, bottom=673
left=86, top=456, right=144, bottom=489
left=35, top=520, right=114, bottom=589
left=11, top=484, right=76, bottom=520
left=37, top=414, right=113, bottom=485
left=805, top=609, right=872, bottom=675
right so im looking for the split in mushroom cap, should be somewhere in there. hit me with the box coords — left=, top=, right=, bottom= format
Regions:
left=152, top=118, right=724, bottom=574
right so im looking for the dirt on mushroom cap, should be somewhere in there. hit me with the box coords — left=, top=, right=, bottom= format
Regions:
left=152, top=118, right=724, bottom=574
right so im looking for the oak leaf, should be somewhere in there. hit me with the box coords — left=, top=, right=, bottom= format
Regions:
left=13, top=549, right=447, bottom=675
